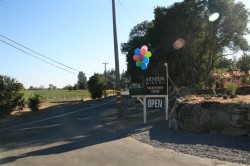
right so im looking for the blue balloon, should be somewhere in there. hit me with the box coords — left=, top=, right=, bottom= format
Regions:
left=143, top=57, right=149, bottom=64
left=141, top=63, right=148, bottom=70
left=134, top=48, right=141, bottom=55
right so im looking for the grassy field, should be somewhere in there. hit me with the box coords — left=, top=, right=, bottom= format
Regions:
left=22, top=89, right=116, bottom=101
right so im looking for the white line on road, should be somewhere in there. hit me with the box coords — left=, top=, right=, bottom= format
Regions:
left=0, top=100, right=115, bottom=132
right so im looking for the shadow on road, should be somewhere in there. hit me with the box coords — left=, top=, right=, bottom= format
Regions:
left=1, top=95, right=249, bottom=165
left=0, top=96, right=147, bottom=165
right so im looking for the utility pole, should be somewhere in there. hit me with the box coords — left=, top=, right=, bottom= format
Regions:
left=102, top=62, right=109, bottom=76
left=102, top=62, right=109, bottom=98
left=112, top=0, right=122, bottom=118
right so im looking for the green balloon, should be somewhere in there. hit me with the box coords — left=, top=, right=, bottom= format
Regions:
left=136, top=61, right=143, bottom=67
left=145, top=51, right=152, bottom=58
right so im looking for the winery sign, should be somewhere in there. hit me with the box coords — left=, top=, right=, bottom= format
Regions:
left=143, top=64, right=167, bottom=109
left=143, top=64, right=167, bottom=95
left=131, top=63, right=169, bottom=123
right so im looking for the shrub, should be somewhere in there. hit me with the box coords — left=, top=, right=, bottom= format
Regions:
left=242, top=72, right=250, bottom=85
left=28, top=94, right=42, bottom=112
left=228, top=82, right=238, bottom=96
left=0, top=75, right=25, bottom=118
left=87, top=73, right=107, bottom=99
left=216, top=93, right=223, bottom=97
left=203, top=94, right=212, bottom=100
left=211, top=83, right=217, bottom=96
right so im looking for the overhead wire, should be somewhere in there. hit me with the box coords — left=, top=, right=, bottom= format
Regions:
left=0, top=1, right=136, bottom=77
left=118, top=0, right=135, bottom=25
left=0, top=35, right=80, bottom=72
left=0, top=39, right=77, bottom=75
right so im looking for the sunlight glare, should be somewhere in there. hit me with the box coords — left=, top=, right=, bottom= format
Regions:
left=173, top=38, right=185, bottom=50
left=209, top=13, right=220, bottom=22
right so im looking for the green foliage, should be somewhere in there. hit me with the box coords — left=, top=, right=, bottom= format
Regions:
left=237, top=54, right=250, bottom=71
left=105, top=69, right=116, bottom=89
left=23, top=90, right=90, bottom=101
left=73, top=83, right=78, bottom=90
left=28, top=94, right=42, bottom=112
left=78, top=71, right=87, bottom=90
left=223, top=95, right=228, bottom=99
left=121, top=0, right=249, bottom=86
left=63, top=85, right=73, bottom=91
left=215, top=57, right=234, bottom=69
left=211, top=83, right=217, bottom=96
left=121, top=21, right=152, bottom=83
left=0, top=75, right=25, bottom=118
left=203, top=94, right=212, bottom=100
left=120, top=70, right=131, bottom=90
left=242, top=72, right=250, bottom=85
left=87, top=73, right=107, bottom=99
left=228, top=82, right=238, bottom=96
left=216, top=93, right=223, bottom=97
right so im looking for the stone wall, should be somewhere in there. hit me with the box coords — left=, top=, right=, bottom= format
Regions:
left=176, top=102, right=250, bottom=136
left=222, top=104, right=250, bottom=136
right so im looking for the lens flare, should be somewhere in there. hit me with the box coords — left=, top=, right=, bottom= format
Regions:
left=209, top=13, right=220, bottom=22
left=173, top=38, right=185, bottom=50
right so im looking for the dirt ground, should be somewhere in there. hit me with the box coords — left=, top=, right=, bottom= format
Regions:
left=10, top=97, right=92, bottom=117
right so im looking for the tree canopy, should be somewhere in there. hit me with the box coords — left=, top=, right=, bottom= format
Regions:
left=87, top=73, right=107, bottom=99
left=105, top=69, right=116, bottom=89
left=78, top=71, right=87, bottom=90
left=0, top=75, right=25, bottom=117
left=121, top=0, right=249, bottom=86
left=237, top=54, right=250, bottom=71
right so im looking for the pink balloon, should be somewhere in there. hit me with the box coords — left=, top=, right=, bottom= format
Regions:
left=133, top=55, right=139, bottom=61
left=141, top=45, right=148, bottom=51
left=140, top=48, right=147, bottom=56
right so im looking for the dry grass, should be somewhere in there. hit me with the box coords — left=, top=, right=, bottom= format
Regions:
left=184, top=95, right=250, bottom=104
left=10, top=97, right=93, bottom=117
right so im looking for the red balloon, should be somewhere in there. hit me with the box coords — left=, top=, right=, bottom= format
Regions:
left=140, top=48, right=147, bottom=56
left=133, top=55, right=139, bottom=61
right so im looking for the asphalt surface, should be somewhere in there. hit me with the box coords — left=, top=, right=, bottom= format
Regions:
left=0, top=96, right=246, bottom=166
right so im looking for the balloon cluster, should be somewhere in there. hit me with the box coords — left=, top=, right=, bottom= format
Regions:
left=133, top=45, right=152, bottom=70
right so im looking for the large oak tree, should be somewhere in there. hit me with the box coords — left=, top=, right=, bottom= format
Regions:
left=121, top=0, right=249, bottom=86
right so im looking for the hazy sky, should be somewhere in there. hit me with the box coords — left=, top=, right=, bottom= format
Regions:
left=1, top=0, right=250, bottom=89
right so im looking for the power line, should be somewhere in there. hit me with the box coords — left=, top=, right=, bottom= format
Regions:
left=0, top=39, right=77, bottom=75
left=118, top=0, right=135, bottom=25
left=0, top=35, right=80, bottom=72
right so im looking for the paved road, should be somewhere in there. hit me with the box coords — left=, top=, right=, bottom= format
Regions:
left=0, top=96, right=245, bottom=166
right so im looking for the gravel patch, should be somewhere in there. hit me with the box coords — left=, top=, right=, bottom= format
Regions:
left=105, top=96, right=250, bottom=164
left=130, top=120, right=250, bottom=164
